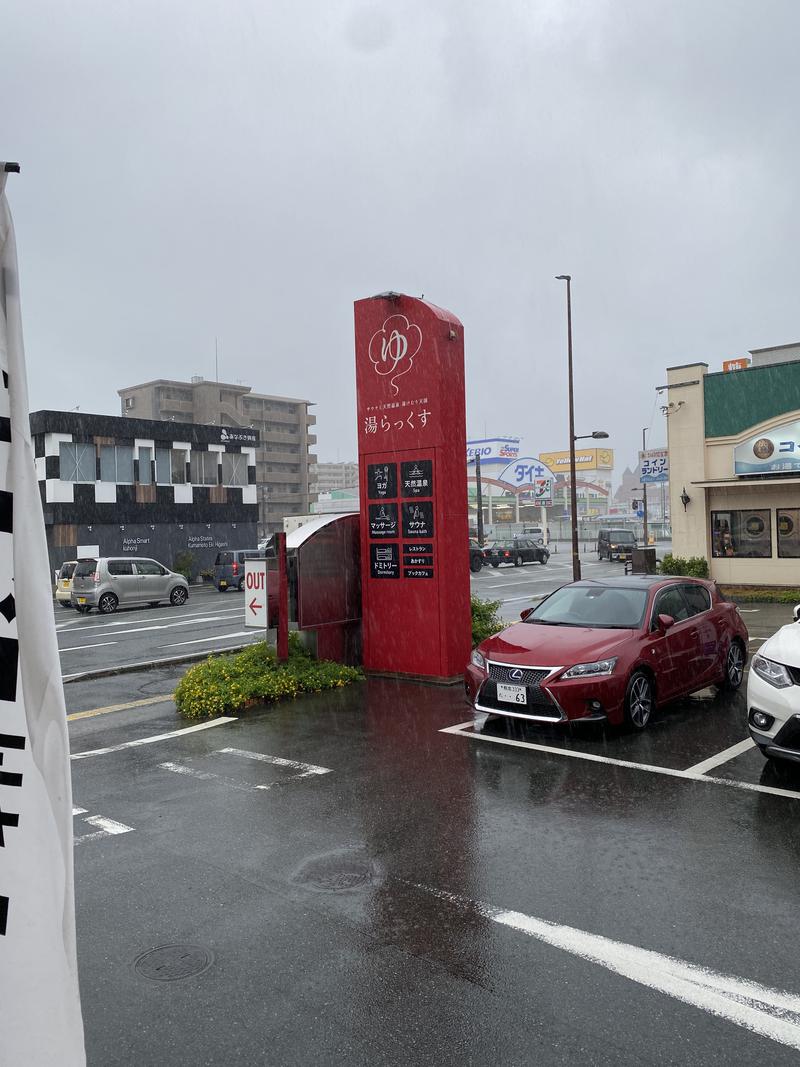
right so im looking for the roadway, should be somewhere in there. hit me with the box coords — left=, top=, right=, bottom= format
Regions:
left=54, top=550, right=657, bottom=680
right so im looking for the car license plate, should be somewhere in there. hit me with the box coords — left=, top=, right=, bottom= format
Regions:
left=220, top=581, right=227, bottom=588
left=497, top=683, right=526, bottom=705
left=77, top=597, right=86, bottom=604
left=62, top=580, right=69, bottom=587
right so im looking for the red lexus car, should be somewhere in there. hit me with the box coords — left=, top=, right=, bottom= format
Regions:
left=465, top=576, right=749, bottom=732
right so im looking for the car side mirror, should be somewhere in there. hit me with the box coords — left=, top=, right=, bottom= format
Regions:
left=520, top=608, right=534, bottom=621
left=656, top=613, right=675, bottom=632
left=794, top=604, right=800, bottom=623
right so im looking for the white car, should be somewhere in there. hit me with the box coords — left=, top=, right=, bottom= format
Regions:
left=747, top=606, right=800, bottom=763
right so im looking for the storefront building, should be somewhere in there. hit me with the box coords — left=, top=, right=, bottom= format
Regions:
left=666, top=348, right=800, bottom=585
left=32, top=410, right=259, bottom=578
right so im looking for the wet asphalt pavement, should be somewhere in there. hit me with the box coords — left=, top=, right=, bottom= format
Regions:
left=67, top=624, right=800, bottom=1067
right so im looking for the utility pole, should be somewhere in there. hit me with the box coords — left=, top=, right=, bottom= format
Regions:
left=641, top=427, right=649, bottom=547
left=556, top=274, right=581, bottom=582
left=475, top=452, right=485, bottom=546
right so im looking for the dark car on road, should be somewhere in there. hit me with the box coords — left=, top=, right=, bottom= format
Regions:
left=465, top=575, right=749, bottom=732
left=597, top=527, right=637, bottom=561
left=469, top=540, right=485, bottom=573
left=484, top=538, right=550, bottom=568
left=213, top=548, right=267, bottom=591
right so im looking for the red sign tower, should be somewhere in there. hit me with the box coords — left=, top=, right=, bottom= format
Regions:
left=354, top=293, right=471, bottom=681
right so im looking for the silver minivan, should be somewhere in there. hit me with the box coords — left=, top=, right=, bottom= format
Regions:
left=71, top=557, right=190, bottom=614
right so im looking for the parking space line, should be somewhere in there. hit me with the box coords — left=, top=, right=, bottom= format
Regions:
left=159, top=748, right=332, bottom=792
left=216, top=747, right=332, bottom=778
left=408, top=881, right=800, bottom=1053
left=67, top=694, right=174, bottom=722
left=70, top=717, right=237, bottom=760
left=440, top=722, right=800, bottom=802
left=74, top=814, right=134, bottom=845
left=685, top=738, right=756, bottom=775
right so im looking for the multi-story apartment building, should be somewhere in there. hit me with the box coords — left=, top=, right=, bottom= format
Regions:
left=118, top=377, right=317, bottom=536
left=31, top=409, right=258, bottom=576
left=313, top=461, right=359, bottom=494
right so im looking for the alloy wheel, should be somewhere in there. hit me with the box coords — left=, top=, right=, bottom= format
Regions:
left=727, top=643, right=745, bottom=688
left=628, top=675, right=652, bottom=729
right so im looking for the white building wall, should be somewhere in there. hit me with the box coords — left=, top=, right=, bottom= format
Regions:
left=666, top=364, right=709, bottom=560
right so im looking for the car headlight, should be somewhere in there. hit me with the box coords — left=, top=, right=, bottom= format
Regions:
left=470, top=650, right=486, bottom=671
left=562, top=657, right=618, bottom=679
left=752, top=654, right=793, bottom=689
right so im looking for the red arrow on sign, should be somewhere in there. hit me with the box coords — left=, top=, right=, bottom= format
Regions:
left=249, top=597, right=263, bottom=615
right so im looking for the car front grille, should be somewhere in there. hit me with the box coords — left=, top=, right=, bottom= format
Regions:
left=480, top=663, right=559, bottom=718
left=488, top=663, right=549, bottom=687
left=787, top=665, right=800, bottom=686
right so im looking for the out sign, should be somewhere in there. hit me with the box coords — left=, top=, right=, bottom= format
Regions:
left=244, top=560, right=269, bottom=627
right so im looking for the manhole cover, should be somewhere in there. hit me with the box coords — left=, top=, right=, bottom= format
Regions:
left=294, top=852, right=377, bottom=893
left=134, top=944, right=214, bottom=982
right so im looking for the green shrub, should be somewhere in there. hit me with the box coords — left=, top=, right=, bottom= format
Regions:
left=174, top=639, right=363, bottom=719
left=659, top=553, right=709, bottom=578
left=471, top=595, right=504, bottom=647
left=719, top=585, right=800, bottom=604
left=173, top=550, right=196, bottom=581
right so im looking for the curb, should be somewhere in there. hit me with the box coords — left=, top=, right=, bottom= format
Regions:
left=61, top=641, right=258, bottom=685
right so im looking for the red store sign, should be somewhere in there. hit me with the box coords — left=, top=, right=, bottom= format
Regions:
left=354, top=294, right=471, bottom=681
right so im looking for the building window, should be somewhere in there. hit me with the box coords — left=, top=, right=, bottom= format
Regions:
left=98, top=445, right=133, bottom=484
left=171, top=449, right=187, bottom=484
left=221, top=452, right=247, bottom=487
left=711, top=510, right=771, bottom=559
left=191, top=451, right=218, bottom=486
left=60, top=442, right=95, bottom=483
left=778, top=510, right=800, bottom=558
left=138, top=446, right=152, bottom=485
left=156, top=448, right=171, bottom=485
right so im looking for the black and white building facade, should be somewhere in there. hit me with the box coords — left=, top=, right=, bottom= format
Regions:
left=31, top=410, right=259, bottom=576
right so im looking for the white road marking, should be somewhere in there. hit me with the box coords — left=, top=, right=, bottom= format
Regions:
left=56, top=606, right=244, bottom=633
left=70, top=717, right=237, bottom=760
left=59, top=641, right=118, bottom=653
left=738, top=609, right=761, bottom=613
left=83, top=815, right=133, bottom=835
left=216, top=747, right=332, bottom=777
left=161, top=631, right=256, bottom=648
left=440, top=722, right=800, bottom=801
left=72, top=807, right=87, bottom=815
left=74, top=814, right=134, bottom=845
left=159, top=748, right=332, bottom=791
left=685, top=738, right=757, bottom=775
left=409, top=882, right=800, bottom=1052
left=499, top=594, right=547, bottom=604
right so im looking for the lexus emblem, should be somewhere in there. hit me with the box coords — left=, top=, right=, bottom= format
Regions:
left=509, top=669, right=524, bottom=681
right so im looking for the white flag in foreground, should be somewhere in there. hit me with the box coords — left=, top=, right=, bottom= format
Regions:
left=0, top=168, right=86, bottom=1063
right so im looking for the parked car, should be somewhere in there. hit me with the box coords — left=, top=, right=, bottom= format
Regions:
left=484, top=538, right=550, bottom=568
left=214, top=548, right=266, bottom=591
left=597, top=528, right=637, bottom=561
left=747, top=606, right=800, bottom=764
left=465, top=576, right=748, bottom=732
left=55, top=560, right=78, bottom=608
left=522, top=526, right=546, bottom=544
left=469, top=540, right=485, bottom=573
left=71, top=557, right=190, bottom=614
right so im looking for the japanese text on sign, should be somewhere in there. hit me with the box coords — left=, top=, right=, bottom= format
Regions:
left=639, top=449, right=669, bottom=484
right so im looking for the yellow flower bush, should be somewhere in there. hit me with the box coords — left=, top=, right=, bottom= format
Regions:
left=174, top=637, right=363, bottom=719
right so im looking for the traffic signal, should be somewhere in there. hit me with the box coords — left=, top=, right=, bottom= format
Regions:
left=631, top=499, right=639, bottom=511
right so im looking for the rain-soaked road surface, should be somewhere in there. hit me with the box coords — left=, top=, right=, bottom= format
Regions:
left=68, top=649, right=800, bottom=1066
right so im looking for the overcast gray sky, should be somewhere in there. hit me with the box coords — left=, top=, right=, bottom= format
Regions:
left=4, top=0, right=799, bottom=477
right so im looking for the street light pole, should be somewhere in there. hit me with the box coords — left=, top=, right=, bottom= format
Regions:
left=474, top=452, right=484, bottom=546
left=557, top=274, right=581, bottom=582
left=641, top=427, right=649, bottom=547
